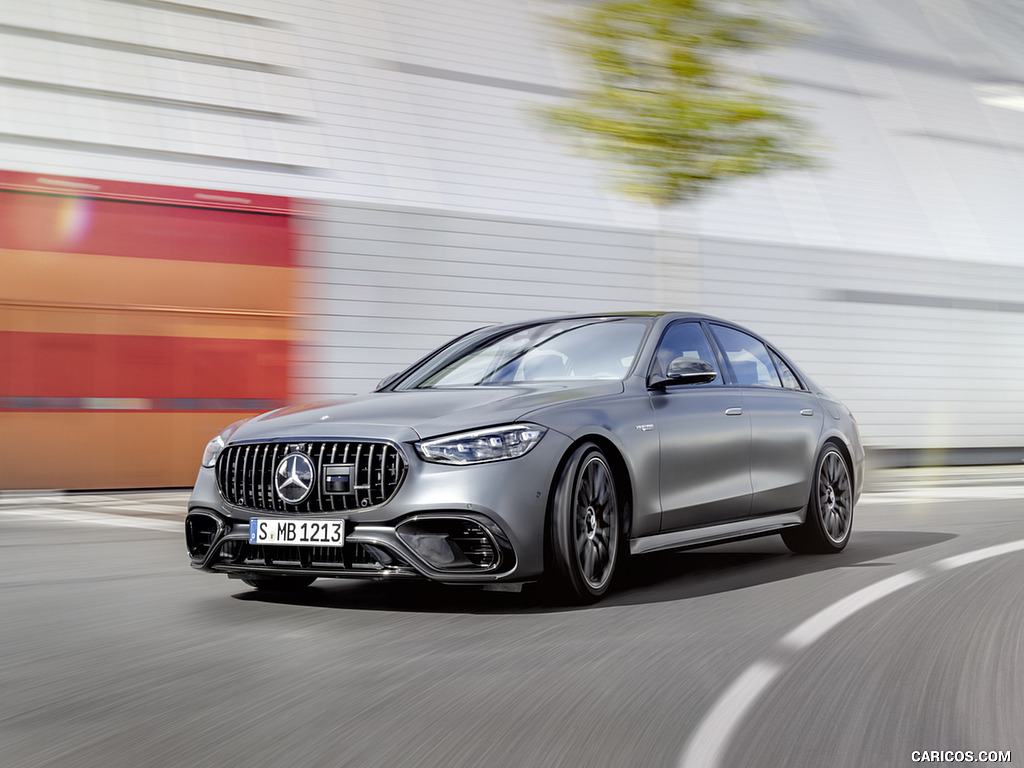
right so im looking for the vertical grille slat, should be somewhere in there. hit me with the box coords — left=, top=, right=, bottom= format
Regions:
left=217, top=452, right=227, bottom=498
left=242, top=445, right=253, bottom=507
left=366, top=443, right=377, bottom=505
left=216, top=440, right=407, bottom=514
left=341, top=444, right=352, bottom=511
left=258, top=444, right=270, bottom=507
left=317, top=443, right=327, bottom=510
left=377, top=445, right=389, bottom=504
left=231, top=446, right=241, bottom=506
left=353, top=443, right=364, bottom=509
left=271, top=443, right=282, bottom=512
left=328, top=444, right=339, bottom=513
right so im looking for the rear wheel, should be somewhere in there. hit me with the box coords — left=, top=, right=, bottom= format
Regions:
left=549, top=443, right=621, bottom=603
left=240, top=575, right=317, bottom=592
left=782, top=445, right=853, bottom=554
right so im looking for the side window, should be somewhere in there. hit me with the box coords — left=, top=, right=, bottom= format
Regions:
left=769, top=349, right=803, bottom=391
left=710, top=325, right=782, bottom=388
left=651, top=321, right=721, bottom=385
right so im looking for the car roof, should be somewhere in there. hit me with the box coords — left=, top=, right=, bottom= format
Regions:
left=484, top=310, right=729, bottom=328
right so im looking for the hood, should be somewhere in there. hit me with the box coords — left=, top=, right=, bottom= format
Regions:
left=228, top=382, right=624, bottom=444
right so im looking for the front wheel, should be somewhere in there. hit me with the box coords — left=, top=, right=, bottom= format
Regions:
left=549, top=443, right=621, bottom=603
left=782, top=445, right=853, bottom=554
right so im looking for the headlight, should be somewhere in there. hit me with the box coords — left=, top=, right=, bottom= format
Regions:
left=416, top=424, right=547, bottom=465
left=200, top=419, right=249, bottom=468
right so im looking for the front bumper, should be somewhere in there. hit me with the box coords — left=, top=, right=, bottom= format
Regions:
left=186, top=430, right=572, bottom=584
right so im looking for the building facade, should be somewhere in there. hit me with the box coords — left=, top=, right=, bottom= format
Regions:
left=2, top=0, right=1024, bottom=486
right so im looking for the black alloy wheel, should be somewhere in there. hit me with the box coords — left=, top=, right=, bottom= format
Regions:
left=782, top=445, right=853, bottom=554
left=549, top=442, right=621, bottom=603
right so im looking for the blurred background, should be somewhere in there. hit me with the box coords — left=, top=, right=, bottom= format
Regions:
left=2, top=0, right=1023, bottom=489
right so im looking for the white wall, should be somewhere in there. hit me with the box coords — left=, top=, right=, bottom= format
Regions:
left=3, top=0, right=1024, bottom=457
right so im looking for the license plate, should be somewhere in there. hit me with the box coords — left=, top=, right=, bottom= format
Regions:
left=249, top=519, right=345, bottom=547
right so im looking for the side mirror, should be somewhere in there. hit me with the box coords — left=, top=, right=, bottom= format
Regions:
left=648, top=357, right=718, bottom=389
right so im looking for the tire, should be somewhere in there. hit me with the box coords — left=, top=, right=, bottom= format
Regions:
left=782, top=445, right=854, bottom=554
left=548, top=443, right=621, bottom=603
left=240, top=575, right=317, bottom=592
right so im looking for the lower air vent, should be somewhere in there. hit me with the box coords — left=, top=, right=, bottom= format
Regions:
left=396, top=518, right=501, bottom=571
left=185, top=513, right=221, bottom=559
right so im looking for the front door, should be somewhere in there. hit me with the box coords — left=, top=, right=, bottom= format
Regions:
left=649, top=321, right=752, bottom=531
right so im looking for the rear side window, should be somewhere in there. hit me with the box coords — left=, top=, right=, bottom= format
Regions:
left=769, top=349, right=804, bottom=390
left=710, top=325, right=782, bottom=388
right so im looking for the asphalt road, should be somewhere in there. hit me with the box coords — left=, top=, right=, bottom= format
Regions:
left=1, top=471, right=1022, bottom=768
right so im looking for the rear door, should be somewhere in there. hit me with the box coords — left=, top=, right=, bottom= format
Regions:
left=708, top=325, right=823, bottom=517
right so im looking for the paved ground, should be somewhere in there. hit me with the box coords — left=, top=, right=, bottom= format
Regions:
left=1, top=470, right=1021, bottom=768
left=5, top=463, right=1024, bottom=515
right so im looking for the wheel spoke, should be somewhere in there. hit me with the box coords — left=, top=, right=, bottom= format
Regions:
left=829, top=455, right=843, bottom=485
left=583, top=463, right=599, bottom=504
left=576, top=482, right=589, bottom=509
left=594, top=537, right=609, bottom=571
left=559, top=449, right=619, bottom=595
left=583, top=540, right=596, bottom=581
left=593, top=467, right=611, bottom=507
left=818, top=450, right=852, bottom=543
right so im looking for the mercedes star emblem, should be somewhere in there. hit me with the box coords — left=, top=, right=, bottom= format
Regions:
left=274, top=452, right=315, bottom=504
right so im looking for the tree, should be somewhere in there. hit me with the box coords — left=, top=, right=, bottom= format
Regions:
left=541, top=0, right=818, bottom=206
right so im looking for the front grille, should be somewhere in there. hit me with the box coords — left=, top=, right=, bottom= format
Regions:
left=217, top=441, right=407, bottom=513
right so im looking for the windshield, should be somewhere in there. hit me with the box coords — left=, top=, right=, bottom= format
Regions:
left=397, top=317, right=650, bottom=389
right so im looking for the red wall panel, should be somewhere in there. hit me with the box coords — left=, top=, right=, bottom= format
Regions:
left=0, top=191, right=292, bottom=267
left=0, top=331, right=287, bottom=402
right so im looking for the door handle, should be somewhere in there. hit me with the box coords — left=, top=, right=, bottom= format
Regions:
left=725, top=407, right=743, bottom=416
left=800, top=408, right=814, bottom=416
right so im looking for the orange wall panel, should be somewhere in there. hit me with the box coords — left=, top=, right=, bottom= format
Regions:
left=0, top=412, right=255, bottom=489
left=0, top=249, right=293, bottom=315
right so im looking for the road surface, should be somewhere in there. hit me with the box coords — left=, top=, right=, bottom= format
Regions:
left=1, top=470, right=1021, bottom=768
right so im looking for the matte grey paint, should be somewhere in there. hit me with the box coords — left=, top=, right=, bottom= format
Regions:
left=187, top=312, right=864, bottom=587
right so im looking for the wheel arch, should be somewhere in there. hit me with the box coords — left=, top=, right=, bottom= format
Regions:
left=542, top=434, right=631, bottom=601
left=546, top=434, right=635, bottom=540
left=820, top=434, right=856, bottom=499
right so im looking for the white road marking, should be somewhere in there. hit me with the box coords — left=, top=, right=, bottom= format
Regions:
left=678, top=538, right=1024, bottom=768
left=779, top=570, right=925, bottom=651
left=0, top=495, right=68, bottom=506
left=0, top=507, right=180, bottom=533
left=935, top=539, right=1024, bottom=570
left=678, top=662, right=783, bottom=768
left=858, top=485, right=1024, bottom=504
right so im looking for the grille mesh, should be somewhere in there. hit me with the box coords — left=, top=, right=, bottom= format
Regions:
left=217, top=441, right=407, bottom=513
left=215, top=541, right=404, bottom=570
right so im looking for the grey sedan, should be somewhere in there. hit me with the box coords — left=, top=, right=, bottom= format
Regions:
left=186, top=312, right=863, bottom=603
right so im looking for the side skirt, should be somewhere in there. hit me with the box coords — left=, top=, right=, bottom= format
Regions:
left=630, top=510, right=805, bottom=556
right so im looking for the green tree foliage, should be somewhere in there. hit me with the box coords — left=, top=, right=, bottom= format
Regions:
left=541, top=0, right=818, bottom=205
